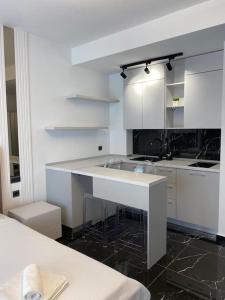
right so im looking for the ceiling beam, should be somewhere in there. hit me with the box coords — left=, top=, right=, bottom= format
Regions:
left=71, top=0, right=225, bottom=66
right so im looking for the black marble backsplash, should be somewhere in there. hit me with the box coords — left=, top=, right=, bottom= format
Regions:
left=133, top=129, right=221, bottom=161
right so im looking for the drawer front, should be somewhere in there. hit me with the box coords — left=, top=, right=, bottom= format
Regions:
left=155, top=167, right=176, bottom=184
left=167, top=184, right=176, bottom=200
left=167, top=198, right=177, bottom=219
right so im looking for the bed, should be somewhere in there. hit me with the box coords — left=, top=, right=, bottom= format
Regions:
left=0, top=214, right=150, bottom=300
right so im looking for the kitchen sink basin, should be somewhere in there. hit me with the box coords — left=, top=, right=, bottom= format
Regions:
left=130, top=156, right=161, bottom=162
left=189, top=162, right=217, bottom=168
left=101, top=162, right=153, bottom=174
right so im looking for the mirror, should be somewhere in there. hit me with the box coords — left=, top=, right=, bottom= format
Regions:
left=3, top=26, right=20, bottom=183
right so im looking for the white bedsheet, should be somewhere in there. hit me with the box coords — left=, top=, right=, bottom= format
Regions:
left=0, top=215, right=150, bottom=300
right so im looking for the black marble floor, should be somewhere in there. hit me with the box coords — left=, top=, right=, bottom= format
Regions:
left=58, top=217, right=225, bottom=300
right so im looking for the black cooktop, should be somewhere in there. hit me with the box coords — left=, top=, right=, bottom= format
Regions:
left=189, top=162, right=217, bottom=168
left=130, top=156, right=161, bottom=162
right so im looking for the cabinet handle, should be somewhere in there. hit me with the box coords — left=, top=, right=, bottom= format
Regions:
left=168, top=185, right=174, bottom=189
left=189, top=172, right=206, bottom=177
left=158, top=169, right=173, bottom=173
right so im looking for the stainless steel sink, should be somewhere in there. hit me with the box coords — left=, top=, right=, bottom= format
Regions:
left=101, top=162, right=154, bottom=174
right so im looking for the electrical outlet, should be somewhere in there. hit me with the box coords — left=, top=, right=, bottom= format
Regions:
left=13, top=190, right=20, bottom=198
left=98, top=145, right=103, bottom=151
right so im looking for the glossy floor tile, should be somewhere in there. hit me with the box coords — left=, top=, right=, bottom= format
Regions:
left=60, top=218, right=225, bottom=299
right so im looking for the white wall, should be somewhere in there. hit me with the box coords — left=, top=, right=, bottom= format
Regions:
left=218, top=43, right=225, bottom=236
left=28, top=34, right=110, bottom=202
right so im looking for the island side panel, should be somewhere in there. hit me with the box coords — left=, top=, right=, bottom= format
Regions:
left=148, top=181, right=167, bottom=268
left=46, top=169, right=94, bottom=229
left=46, top=169, right=74, bottom=227
left=71, top=174, right=93, bottom=227
left=93, top=178, right=149, bottom=211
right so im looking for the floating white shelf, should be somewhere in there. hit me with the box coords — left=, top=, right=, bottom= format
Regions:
left=66, top=94, right=119, bottom=103
left=166, top=82, right=184, bottom=87
left=166, top=127, right=184, bottom=129
left=166, top=104, right=184, bottom=109
left=45, top=125, right=108, bottom=131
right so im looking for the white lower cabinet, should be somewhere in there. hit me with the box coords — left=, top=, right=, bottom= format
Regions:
left=155, top=167, right=177, bottom=219
left=167, top=198, right=177, bottom=219
left=177, top=169, right=219, bottom=230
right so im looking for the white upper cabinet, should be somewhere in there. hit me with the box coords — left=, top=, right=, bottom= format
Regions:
left=143, top=79, right=165, bottom=129
left=184, top=51, right=223, bottom=129
left=124, top=63, right=165, bottom=129
left=123, top=51, right=223, bottom=130
left=185, top=51, right=223, bottom=75
left=125, top=64, right=164, bottom=85
left=124, top=82, right=142, bottom=129
left=184, top=70, right=223, bottom=128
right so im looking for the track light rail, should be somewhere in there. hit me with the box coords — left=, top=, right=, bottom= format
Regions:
left=120, top=52, right=183, bottom=70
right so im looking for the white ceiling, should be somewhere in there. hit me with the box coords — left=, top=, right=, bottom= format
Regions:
left=0, top=0, right=209, bottom=47
left=81, top=24, right=225, bottom=73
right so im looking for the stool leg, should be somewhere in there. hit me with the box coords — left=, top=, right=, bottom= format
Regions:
left=82, top=193, right=87, bottom=239
left=102, top=200, right=108, bottom=244
left=116, top=204, right=120, bottom=225
left=143, top=210, right=147, bottom=253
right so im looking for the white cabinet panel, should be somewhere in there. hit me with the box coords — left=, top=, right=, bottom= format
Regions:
left=155, top=167, right=177, bottom=219
left=185, top=51, right=223, bottom=75
left=167, top=199, right=176, bottom=219
left=143, top=79, right=165, bottom=129
left=184, top=70, right=222, bottom=128
left=124, top=83, right=142, bottom=129
left=154, top=167, right=176, bottom=184
left=177, top=169, right=219, bottom=230
left=125, top=64, right=164, bottom=85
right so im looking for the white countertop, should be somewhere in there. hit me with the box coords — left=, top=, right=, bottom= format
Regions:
left=46, top=155, right=124, bottom=172
left=152, top=158, right=219, bottom=173
left=72, top=166, right=166, bottom=187
left=46, top=154, right=220, bottom=183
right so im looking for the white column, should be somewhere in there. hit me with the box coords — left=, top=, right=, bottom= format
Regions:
left=0, top=25, right=12, bottom=213
left=218, top=42, right=225, bottom=236
left=14, top=28, right=34, bottom=204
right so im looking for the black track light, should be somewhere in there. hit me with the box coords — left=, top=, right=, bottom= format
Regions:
left=144, top=63, right=150, bottom=74
left=120, top=52, right=183, bottom=77
left=120, top=68, right=127, bottom=79
left=166, top=59, right=173, bottom=71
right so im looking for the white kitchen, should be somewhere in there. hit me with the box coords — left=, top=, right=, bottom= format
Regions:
left=1, top=1, right=225, bottom=300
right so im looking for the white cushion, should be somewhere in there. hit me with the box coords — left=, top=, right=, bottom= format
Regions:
left=8, top=201, right=62, bottom=239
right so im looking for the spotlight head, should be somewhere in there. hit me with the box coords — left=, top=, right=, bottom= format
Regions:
left=144, top=63, right=150, bottom=74
left=166, top=59, right=173, bottom=71
left=120, top=68, right=127, bottom=79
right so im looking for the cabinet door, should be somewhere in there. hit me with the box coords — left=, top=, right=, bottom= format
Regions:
left=124, top=83, right=142, bottom=129
left=143, top=79, right=165, bottom=129
left=177, top=169, right=219, bottom=230
left=184, top=70, right=222, bottom=128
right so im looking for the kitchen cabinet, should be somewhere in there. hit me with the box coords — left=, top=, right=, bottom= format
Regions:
left=124, top=79, right=165, bottom=129
left=155, top=167, right=177, bottom=219
left=184, top=70, right=222, bottom=128
left=143, top=79, right=165, bottom=129
left=124, top=83, right=142, bottom=129
left=177, top=169, right=219, bottom=230
left=185, top=51, right=223, bottom=75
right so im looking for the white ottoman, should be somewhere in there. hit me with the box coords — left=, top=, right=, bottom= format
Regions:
left=8, top=201, right=62, bottom=239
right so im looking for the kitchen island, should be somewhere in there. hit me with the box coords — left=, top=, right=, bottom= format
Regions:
left=46, top=155, right=167, bottom=269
